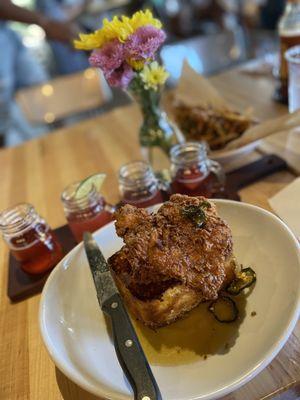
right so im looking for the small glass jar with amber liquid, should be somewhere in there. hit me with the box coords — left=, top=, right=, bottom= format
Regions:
left=0, top=204, right=63, bottom=274
left=61, top=181, right=114, bottom=243
left=170, top=142, right=225, bottom=197
left=119, top=161, right=164, bottom=208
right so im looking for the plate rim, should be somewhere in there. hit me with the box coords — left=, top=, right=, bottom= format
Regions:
left=210, top=140, right=261, bottom=162
left=39, top=199, right=300, bottom=400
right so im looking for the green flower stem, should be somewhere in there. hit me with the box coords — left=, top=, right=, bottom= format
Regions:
left=128, top=76, right=175, bottom=156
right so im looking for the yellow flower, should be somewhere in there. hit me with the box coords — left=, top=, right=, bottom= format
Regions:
left=140, top=62, right=169, bottom=91
left=127, top=59, right=148, bottom=71
left=73, top=31, right=104, bottom=50
left=74, top=9, right=163, bottom=51
left=101, top=15, right=134, bottom=43
left=74, top=16, right=133, bottom=49
left=130, top=9, right=162, bottom=31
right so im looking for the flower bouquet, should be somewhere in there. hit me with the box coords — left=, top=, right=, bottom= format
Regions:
left=74, top=9, right=176, bottom=168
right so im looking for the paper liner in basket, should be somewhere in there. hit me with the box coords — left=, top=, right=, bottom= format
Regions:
left=166, top=62, right=300, bottom=152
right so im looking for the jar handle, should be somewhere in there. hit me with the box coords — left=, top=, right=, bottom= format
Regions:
left=207, top=159, right=226, bottom=187
left=104, top=202, right=116, bottom=215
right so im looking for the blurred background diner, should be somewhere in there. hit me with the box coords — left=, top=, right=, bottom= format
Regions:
left=0, top=0, right=288, bottom=148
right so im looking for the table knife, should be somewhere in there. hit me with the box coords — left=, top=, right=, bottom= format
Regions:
left=83, top=232, right=162, bottom=400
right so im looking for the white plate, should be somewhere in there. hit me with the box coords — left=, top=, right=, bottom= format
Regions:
left=39, top=200, right=300, bottom=400
left=210, top=140, right=261, bottom=165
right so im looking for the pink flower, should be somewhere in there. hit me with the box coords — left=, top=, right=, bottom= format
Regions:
left=105, top=62, right=134, bottom=88
left=125, top=26, right=166, bottom=61
left=89, top=39, right=125, bottom=73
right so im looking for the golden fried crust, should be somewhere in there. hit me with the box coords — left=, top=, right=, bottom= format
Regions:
left=112, top=257, right=235, bottom=328
left=109, top=195, right=234, bottom=327
left=113, top=273, right=204, bottom=328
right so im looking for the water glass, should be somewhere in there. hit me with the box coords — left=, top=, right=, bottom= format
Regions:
left=285, top=45, right=300, bottom=113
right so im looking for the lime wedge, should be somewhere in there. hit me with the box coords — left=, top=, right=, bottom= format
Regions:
left=75, top=173, right=106, bottom=199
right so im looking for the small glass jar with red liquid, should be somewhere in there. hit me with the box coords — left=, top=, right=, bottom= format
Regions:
left=170, top=142, right=225, bottom=197
left=119, top=161, right=164, bottom=208
left=61, top=181, right=114, bottom=242
left=0, top=203, right=63, bottom=274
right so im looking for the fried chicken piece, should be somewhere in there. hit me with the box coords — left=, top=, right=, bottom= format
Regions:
left=109, top=194, right=235, bottom=327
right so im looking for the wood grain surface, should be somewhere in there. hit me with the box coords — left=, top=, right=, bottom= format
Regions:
left=0, top=66, right=298, bottom=400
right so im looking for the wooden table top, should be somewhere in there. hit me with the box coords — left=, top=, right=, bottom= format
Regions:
left=0, top=66, right=299, bottom=400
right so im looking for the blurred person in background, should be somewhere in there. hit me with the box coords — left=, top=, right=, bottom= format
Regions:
left=35, top=0, right=135, bottom=75
left=0, top=0, right=76, bottom=147
left=217, top=0, right=285, bottom=59
left=35, top=0, right=91, bottom=74
left=217, top=0, right=285, bottom=30
left=217, top=0, right=262, bottom=29
left=260, top=0, right=285, bottom=30
left=154, top=0, right=225, bottom=38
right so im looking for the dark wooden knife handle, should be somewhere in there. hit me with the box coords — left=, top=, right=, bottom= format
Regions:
left=226, top=154, right=287, bottom=191
left=102, top=293, right=162, bottom=400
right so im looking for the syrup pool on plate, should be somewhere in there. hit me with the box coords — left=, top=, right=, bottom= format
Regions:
left=132, top=294, right=247, bottom=366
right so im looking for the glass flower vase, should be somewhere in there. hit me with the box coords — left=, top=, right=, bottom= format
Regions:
left=129, top=78, right=178, bottom=171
